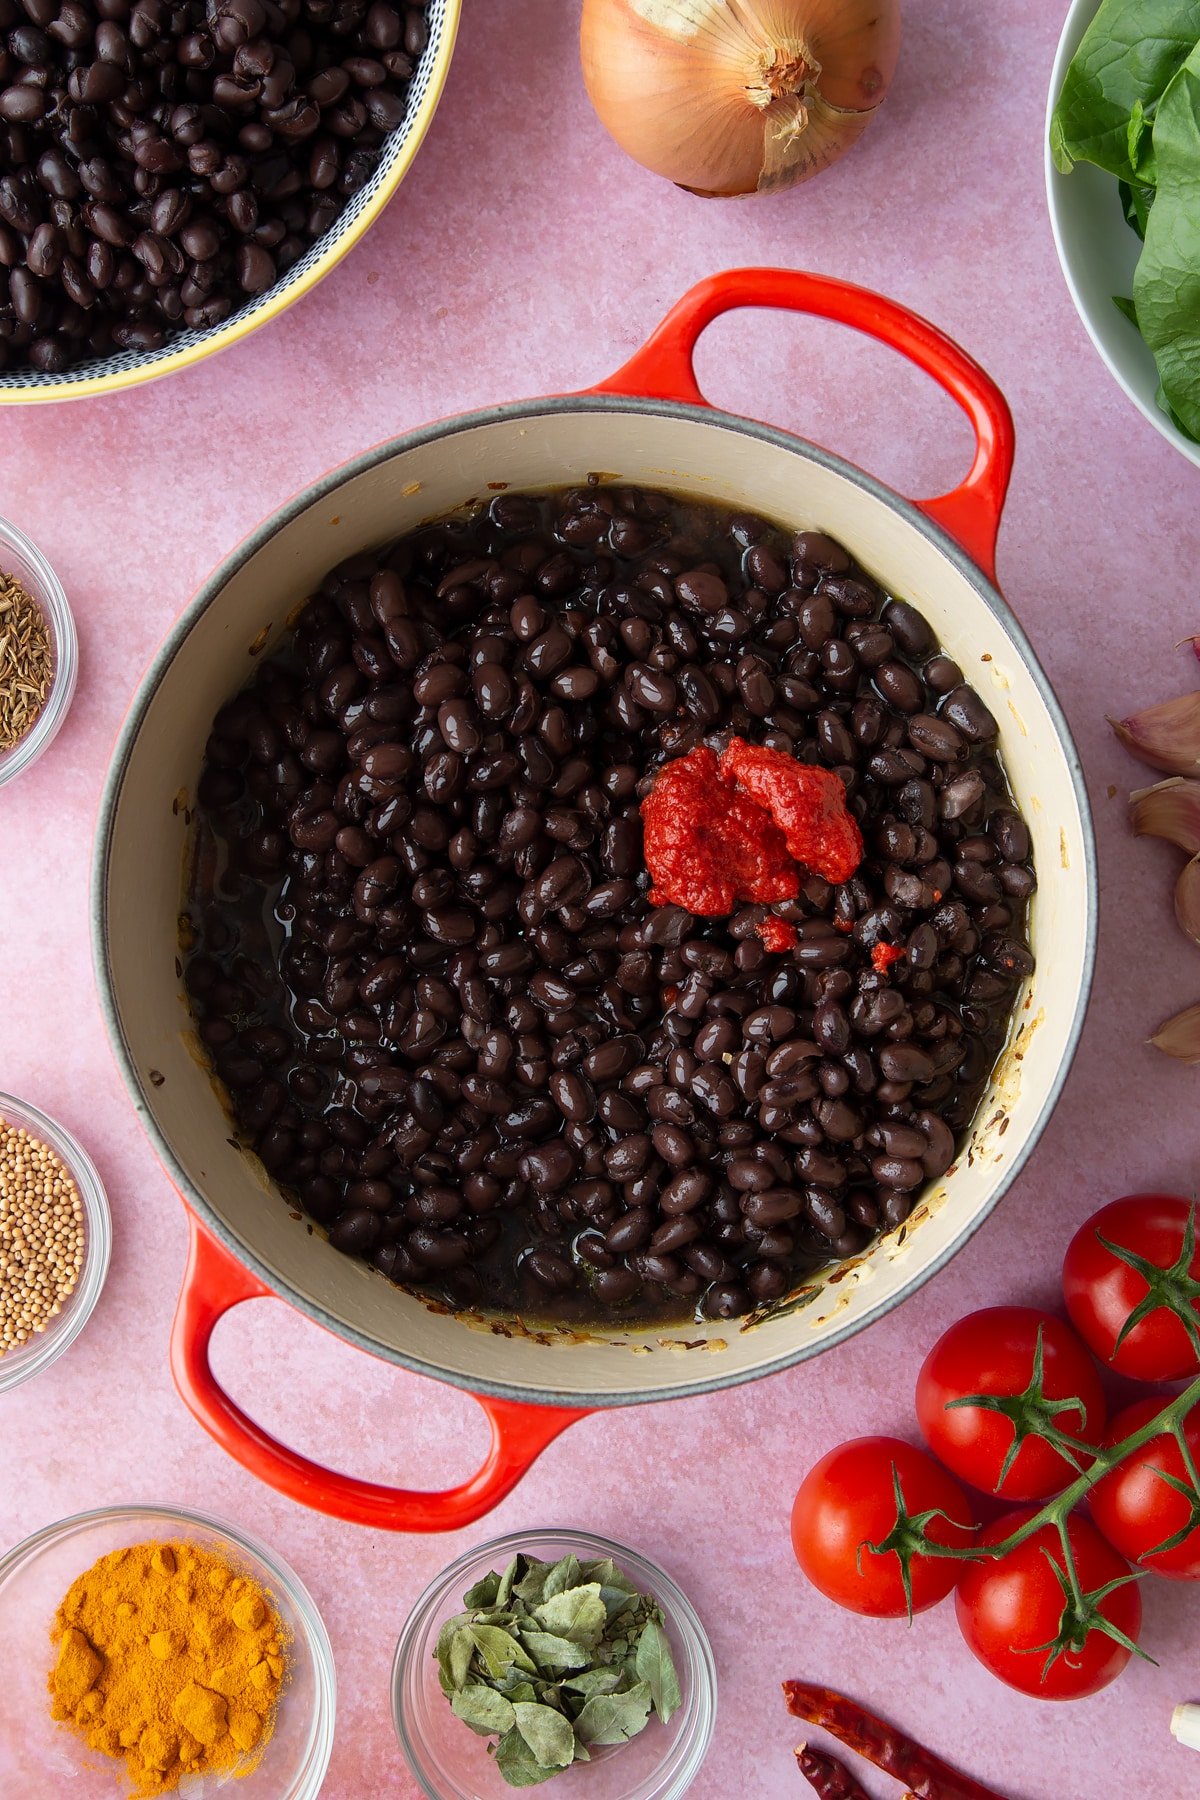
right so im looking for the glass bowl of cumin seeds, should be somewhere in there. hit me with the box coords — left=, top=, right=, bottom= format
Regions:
left=0, top=515, right=77, bottom=789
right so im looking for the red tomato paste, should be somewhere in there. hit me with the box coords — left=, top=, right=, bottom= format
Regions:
left=871, top=942, right=906, bottom=975
left=640, top=738, right=864, bottom=931
left=756, top=916, right=799, bottom=953
left=640, top=746, right=798, bottom=914
left=718, top=739, right=863, bottom=886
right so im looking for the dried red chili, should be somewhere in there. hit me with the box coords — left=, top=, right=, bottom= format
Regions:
left=795, top=1744, right=872, bottom=1799
left=783, top=1683, right=1010, bottom=1800
left=641, top=738, right=863, bottom=925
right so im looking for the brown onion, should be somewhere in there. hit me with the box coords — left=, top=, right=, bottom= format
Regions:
left=580, top=0, right=902, bottom=198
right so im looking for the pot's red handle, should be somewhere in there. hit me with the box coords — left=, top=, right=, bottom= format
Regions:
left=588, top=268, right=1015, bottom=586
left=171, top=1215, right=590, bottom=1531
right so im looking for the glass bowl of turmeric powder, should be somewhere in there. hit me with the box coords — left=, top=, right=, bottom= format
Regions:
left=0, top=1503, right=335, bottom=1797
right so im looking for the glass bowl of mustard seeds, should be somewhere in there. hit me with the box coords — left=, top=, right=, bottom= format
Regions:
left=0, top=1503, right=335, bottom=1797
left=0, top=1091, right=111, bottom=1395
left=0, top=514, right=77, bottom=789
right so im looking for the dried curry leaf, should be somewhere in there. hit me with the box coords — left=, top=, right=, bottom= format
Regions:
left=493, top=1726, right=560, bottom=1788
left=541, top=1554, right=584, bottom=1599
left=513, top=1557, right=559, bottom=1606
left=635, top=1618, right=682, bottom=1723
left=470, top=1624, right=538, bottom=1679
left=451, top=1685, right=517, bottom=1737
left=463, top=1570, right=503, bottom=1609
left=561, top=1667, right=625, bottom=1698
left=449, top=1626, right=476, bottom=1692
left=533, top=1584, right=607, bottom=1648
left=511, top=1701, right=575, bottom=1770
left=573, top=1682, right=654, bottom=1747
left=519, top=1629, right=594, bottom=1672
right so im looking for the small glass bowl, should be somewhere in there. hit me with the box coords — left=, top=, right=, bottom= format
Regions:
left=0, top=1504, right=335, bottom=1797
left=392, top=1528, right=716, bottom=1800
left=0, top=514, right=77, bottom=788
left=0, top=1090, right=111, bottom=1394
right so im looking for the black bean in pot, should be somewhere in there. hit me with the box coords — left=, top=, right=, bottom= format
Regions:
left=184, top=484, right=1035, bottom=1326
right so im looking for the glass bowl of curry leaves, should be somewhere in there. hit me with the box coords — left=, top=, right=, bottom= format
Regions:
left=1046, top=0, right=1200, bottom=466
left=391, top=1530, right=716, bottom=1799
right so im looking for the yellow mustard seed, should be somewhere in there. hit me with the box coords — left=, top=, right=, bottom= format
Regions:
left=0, top=1118, right=85, bottom=1356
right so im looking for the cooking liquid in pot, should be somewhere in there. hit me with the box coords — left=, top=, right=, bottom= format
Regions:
left=183, top=484, right=1035, bottom=1327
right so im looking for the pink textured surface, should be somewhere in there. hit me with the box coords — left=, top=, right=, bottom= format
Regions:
left=2, top=1, right=1198, bottom=1795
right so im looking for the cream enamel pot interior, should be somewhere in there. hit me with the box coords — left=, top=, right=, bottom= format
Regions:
left=94, top=269, right=1096, bottom=1532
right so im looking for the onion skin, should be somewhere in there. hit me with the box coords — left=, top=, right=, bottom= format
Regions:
left=580, top=0, right=902, bottom=198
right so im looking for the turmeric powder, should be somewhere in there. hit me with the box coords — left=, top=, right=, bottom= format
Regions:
left=48, top=1538, right=287, bottom=1796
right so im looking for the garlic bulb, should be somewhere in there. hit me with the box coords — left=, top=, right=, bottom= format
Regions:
left=580, top=0, right=902, bottom=198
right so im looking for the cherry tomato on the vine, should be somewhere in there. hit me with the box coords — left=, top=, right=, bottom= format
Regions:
left=791, top=1436, right=976, bottom=1618
left=1063, top=1194, right=1200, bottom=1381
left=1090, top=1399, right=1200, bottom=1580
left=955, top=1510, right=1142, bottom=1700
left=915, top=1306, right=1106, bottom=1501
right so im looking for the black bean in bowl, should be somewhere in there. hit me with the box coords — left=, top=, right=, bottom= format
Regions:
left=0, top=0, right=430, bottom=375
left=184, top=484, right=1036, bottom=1326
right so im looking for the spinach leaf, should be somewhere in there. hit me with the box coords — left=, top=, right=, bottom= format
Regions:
left=1051, top=0, right=1200, bottom=181
left=1118, top=178, right=1156, bottom=239
left=1133, top=44, right=1200, bottom=440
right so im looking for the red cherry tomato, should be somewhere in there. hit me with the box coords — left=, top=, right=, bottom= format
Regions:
left=1062, top=1194, right=1200, bottom=1381
left=915, top=1306, right=1106, bottom=1501
left=1090, top=1399, right=1200, bottom=1580
left=955, top=1510, right=1141, bottom=1700
left=791, top=1436, right=976, bottom=1618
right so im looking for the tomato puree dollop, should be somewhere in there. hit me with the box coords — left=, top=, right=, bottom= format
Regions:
left=871, top=941, right=906, bottom=975
left=640, top=737, right=864, bottom=923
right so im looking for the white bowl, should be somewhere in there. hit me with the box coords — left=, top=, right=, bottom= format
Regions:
left=1045, top=0, right=1200, bottom=469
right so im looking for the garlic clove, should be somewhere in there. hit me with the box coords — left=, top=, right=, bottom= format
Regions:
left=1177, top=856, right=1200, bottom=950
left=1150, top=1001, right=1200, bottom=1063
left=1129, top=778, right=1200, bottom=854
left=1110, top=692, right=1200, bottom=774
left=1171, top=1703, right=1200, bottom=1751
